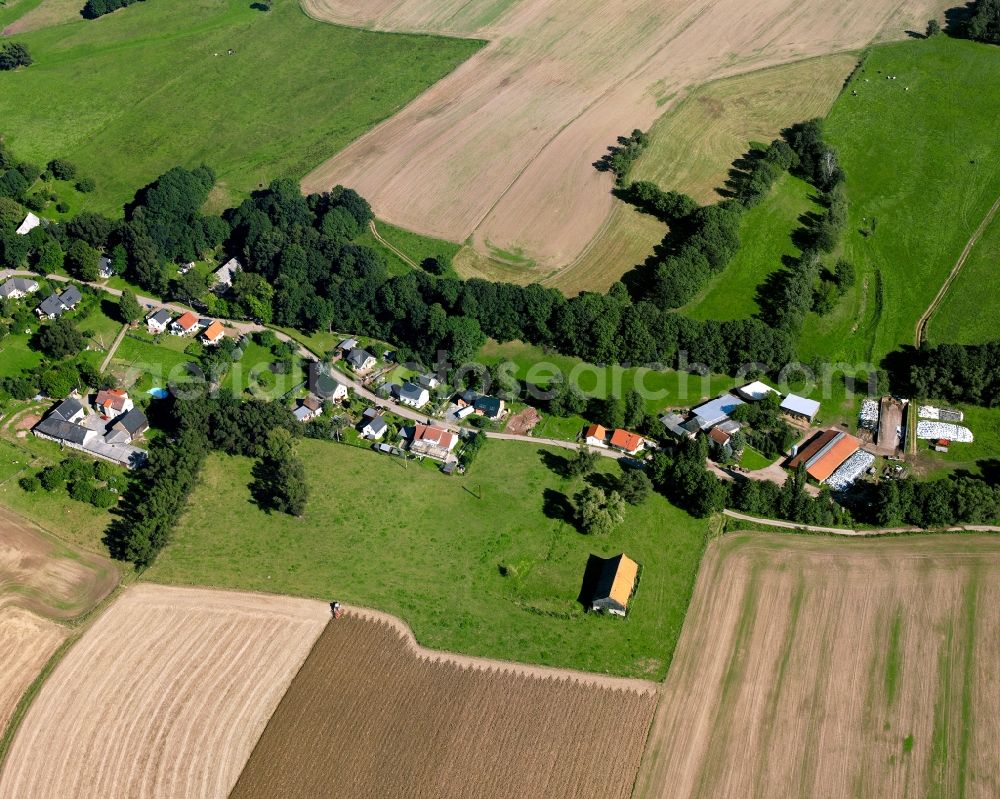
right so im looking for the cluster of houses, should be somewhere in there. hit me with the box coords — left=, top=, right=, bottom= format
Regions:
left=3, top=273, right=85, bottom=321
left=146, top=309, right=225, bottom=346
left=583, top=424, right=647, bottom=456
left=32, top=390, right=148, bottom=468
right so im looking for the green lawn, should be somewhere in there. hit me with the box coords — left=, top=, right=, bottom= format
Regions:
left=0, top=0, right=483, bottom=214
left=0, top=331, right=43, bottom=377
left=926, top=209, right=1000, bottom=345
left=146, top=438, right=710, bottom=678
left=109, top=332, right=198, bottom=392
left=477, top=340, right=735, bottom=415
left=797, top=36, right=1000, bottom=364
left=0, top=0, right=41, bottom=28
left=739, top=446, right=774, bottom=471
left=683, top=173, right=821, bottom=321
left=912, top=403, right=1000, bottom=480
left=222, top=341, right=307, bottom=399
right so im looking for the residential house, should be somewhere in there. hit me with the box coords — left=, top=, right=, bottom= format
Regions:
left=94, top=388, right=133, bottom=419
left=691, top=394, right=745, bottom=430
left=104, top=408, right=148, bottom=444
left=147, top=309, right=172, bottom=334
left=587, top=553, right=639, bottom=617
left=584, top=424, right=608, bottom=447
left=15, top=212, right=40, bottom=236
left=337, top=337, right=359, bottom=354
left=780, top=394, right=821, bottom=423
left=98, top=256, right=113, bottom=279
left=417, top=373, right=440, bottom=390
left=708, top=426, right=733, bottom=459
left=36, top=285, right=82, bottom=319
left=346, top=348, right=376, bottom=373
left=293, top=395, right=325, bottom=422
left=308, top=362, right=348, bottom=401
left=213, top=257, right=241, bottom=292
left=362, top=415, right=388, bottom=440
left=609, top=428, right=645, bottom=455
left=396, top=382, right=430, bottom=409
left=473, top=395, right=505, bottom=420
left=170, top=311, right=199, bottom=336
left=200, top=320, right=225, bottom=346
left=293, top=405, right=315, bottom=423
left=0, top=277, right=39, bottom=301
left=409, top=423, right=458, bottom=460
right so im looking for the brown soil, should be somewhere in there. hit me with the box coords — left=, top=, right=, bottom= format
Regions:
left=303, top=0, right=946, bottom=270
left=0, top=584, right=330, bottom=799
left=0, top=506, right=119, bottom=621
left=13, top=415, right=39, bottom=432
left=504, top=405, right=540, bottom=435
left=0, top=607, right=66, bottom=739
left=231, top=611, right=658, bottom=799
left=633, top=533, right=1000, bottom=799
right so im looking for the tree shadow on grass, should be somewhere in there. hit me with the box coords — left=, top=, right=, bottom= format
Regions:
left=542, top=487, right=575, bottom=525
left=537, top=447, right=570, bottom=477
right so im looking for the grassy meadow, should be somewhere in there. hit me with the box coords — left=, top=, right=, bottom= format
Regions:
left=146, top=438, right=710, bottom=678
left=682, top=173, right=821, bottom=321
left=798, top=36, right=1000, bottom=364
left=926, top=209, right=1000, bottom=345
left=0, top=0, right=482, bottom=214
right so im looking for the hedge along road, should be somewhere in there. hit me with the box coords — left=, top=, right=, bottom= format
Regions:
left=723, top=509, right=1000, bottom=536
left=0, top=269, right=626, bottom=459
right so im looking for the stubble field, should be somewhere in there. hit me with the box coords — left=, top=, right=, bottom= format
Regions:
left=0, top=584, right=330, bottom=799
left=0, top=607, right=65, bottom=742
left=231, top=611, right=658, bottom=799
left=305, top=0, right=942, bottom=272
left=633, top=533, right=1000, bottom=799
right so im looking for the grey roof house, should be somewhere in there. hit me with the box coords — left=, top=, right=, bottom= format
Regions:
left=36, top=285, right=82, bottom=319
left=346, top=348, right=376, bottom=371
left=0, top=277, right=39, bottom=300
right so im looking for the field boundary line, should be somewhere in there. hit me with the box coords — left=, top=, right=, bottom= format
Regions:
left=98, top=324, right=129, bottom=373
left=722, top=508, right=1000, bottom=536
left=341, top=604, right=660, bottom=693
left=916, top=192, right=1000, bottom=346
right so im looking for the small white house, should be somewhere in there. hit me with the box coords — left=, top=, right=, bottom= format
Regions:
left=15, top=212, right=41, bottom=236
left=780, top=394, right=821, bottom=423
left=396, top=382, right=430, bottom=409
left=362, top=415, right=388, bottom=440
left=213, top=257, right=241, bottom=291
left=147, top=309, right=172, bottom=334
left=0, top=277, right=39, bottom=300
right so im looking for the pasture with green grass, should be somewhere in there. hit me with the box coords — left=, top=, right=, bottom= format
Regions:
left=147, top=438, right=710, bottom=678
left=0, top=0, right=483, bottom=214
left=927, top=210, right=1000, bottom=346
left=356, top=219, right=462, bottom=277
left=682, top=173, right=821, bottom=322
left=797, top=36, right=1000, bottom=364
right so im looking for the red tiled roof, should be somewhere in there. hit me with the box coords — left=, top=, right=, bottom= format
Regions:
left=788, top=429, right=859, bottom=481
left=708, top=427, right=731, bottom=445
left=202, top=320, right=224, bottom=341
left=96, top=389, right=129, bottom=412
left=414, top=424, right=455, bottom=450
left=174, top=311, right=198, bottom=330
left=609, top=428, right=643, bottom=453
left=584, top=424, right=607, bottom=441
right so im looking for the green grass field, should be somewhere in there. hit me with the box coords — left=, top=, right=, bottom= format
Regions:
left=682, top=173, right=821, bottom=321
left=926, top=209, right=1000, bottom=345
left=797, top=36, right=1000, bottom=364
left=912, top=403, right=1000, bottom=480
left=477, top=340, right=735, bottom=415
left=146, top=438, right=710, bottom=678
left=0, top=0, right=482, bottom=214
left=109, top=332, right=197, bottom=393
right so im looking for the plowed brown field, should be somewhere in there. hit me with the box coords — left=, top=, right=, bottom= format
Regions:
left=0, top=607, right=65, bottom=737
left=634, top=533, right=1000, bottom=799
left=303, top=0, right=945, bottom=271
left=0, top=585, right=330, bottom=799
left=231, top=611, right=658, bottom=799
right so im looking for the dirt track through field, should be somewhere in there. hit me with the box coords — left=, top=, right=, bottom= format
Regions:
left=232, top=612, right=657, bottom=799
left=634, top=533, right=1000, bottom=799
left=0, top=584, right=330, bottom=799
left=303, top=0, right=943, bottom=270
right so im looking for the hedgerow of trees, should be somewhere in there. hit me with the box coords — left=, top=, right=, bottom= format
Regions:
left=82, top=0, right=144, bottom=19
left=0, top=42, right=32, bottom=71
left=968, top=0, right=1000, bottom=43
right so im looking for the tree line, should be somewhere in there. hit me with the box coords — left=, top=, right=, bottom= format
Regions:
left=105, top=391, right=305, bottom=567
left=82, top=0, right=144, bottom=19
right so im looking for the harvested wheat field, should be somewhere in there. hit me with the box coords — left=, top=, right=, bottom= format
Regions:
left=0, top=607, right=66, bottom=737
left=0, top=506, right=118, bottom=620
left=231, top=609, right=658, bottom=799
left=304, top=0, right=944, bottom=272
left=634, top=533, right=1000, bottom=799
left=0, top=584, right=330, bottom=799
